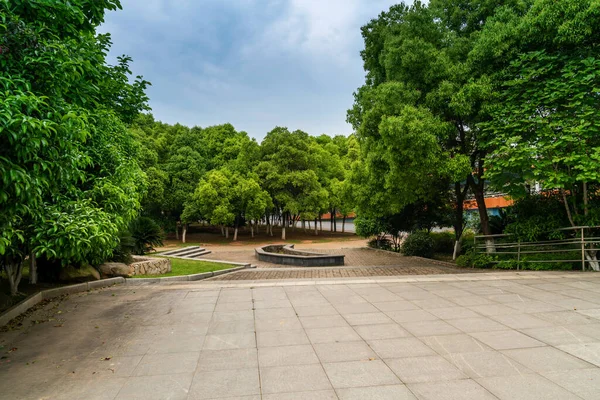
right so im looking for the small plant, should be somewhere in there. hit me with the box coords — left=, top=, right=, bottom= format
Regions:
left=368, top=237, right=393, bottom=251
left=456, top=253, right=474, bottom=268
left=401, top=231, right=434, bottom=258
left=129, top=217, right=164, bottom=255
left=430, top=231, right=455, bottom=254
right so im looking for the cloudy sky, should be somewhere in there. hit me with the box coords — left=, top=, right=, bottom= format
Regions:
left=101, top=0, right=400, bottom=139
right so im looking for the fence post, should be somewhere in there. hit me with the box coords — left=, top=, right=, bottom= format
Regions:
left=581, top=228, right=586, bottom=271
left=517, top=239, right=521, bottom=271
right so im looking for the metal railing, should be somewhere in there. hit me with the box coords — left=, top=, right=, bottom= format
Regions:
left=474, top=226, right=600, bottom=271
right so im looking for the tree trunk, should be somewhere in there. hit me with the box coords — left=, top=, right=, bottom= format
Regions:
left=319, top=215, right=323, bottom=231
left=468, top=174, right=495, bottom=253
left=330, top=209, right=334, bottom=232
left=342, top=216, right=346, bottom=233
left=584, top=182, right=589, bottom=217
left=315, top=218, right=318, bottom=236
left=453, top=182, right=468, bottom=260
left=561, top=188, right=576, bottom=227
left=182, top=224, right=187, bottom=243
left=251, top=224, right=254, bottom=238
left=233, top=226, right=238, bottom=241
left=175, top=222, right=179, bottom=240
left=6, top=262, right=23, bottom=296
left=282, top=214, right=286, bottom=240
left=29, top=252, right=38, bottom=285
left=225, top=227, right=229, bottom=239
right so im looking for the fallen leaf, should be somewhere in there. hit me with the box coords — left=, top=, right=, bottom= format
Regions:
left=8, top=348, right=17, bottom=353
left=102, top=357, right=112, bottom=361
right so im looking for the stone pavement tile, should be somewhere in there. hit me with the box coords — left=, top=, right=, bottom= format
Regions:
left=344, top=312, right=394, bottom=326
left=258, top=344, right=319, bottom=367
left=71, top=355, right=142, bottom=379
left=306, top=326, right=362, bottom=344
left=484, top=294, right=526, bottom=303
left=576, top=309, right=600, bottom=321
left=255, top=317, right=303, bottom=332
left=445, top=317, right=507, bottom=333
left=445, top=351, right=531, bottom=378
left=203, top=332, right=256, bottom=350
left=354, top=323, right=409, bottom=340
left=568, top=323, right=600, bottom=340
left=506, top=299, right=568, bottom=313
left=218, top=289, right=253, bottom=303
left=408, top=379, right=497, bottom=400
left=491, top=313, right=554, bottom=329
left=207, top=319, right=256, bottom=334
left=253, top=299, right=293, bottom=309
left=427, top=307, right=481, bottom=320
left=150, top=311, right=213, bottom=326
left=260, top=364, right=332, bottom=394
left=373, top=300, right=420, bottom=312
left=323, top=360, right=400, bottom=389
left=534, top=311, right=597, bottom=326
left=314, top=341, right=377, bottom=363
left=116, top=373, right=193, bottom=400
left=257, top=329, right=310, bottom=347
left=421, top=334, right=491, bottom=355
left=294, top=305, right=339, bottom=317
left=215, top=301, right=253, bottom=312
left=197, top=348, right=258, bottom=371
left=145, top=333, right=206, bottom=354
left=334, top=302, right=379, bottom=315
left=358, top=292, right=403, bottom=303
left=189, top=368, right=260, bottom=399
left=541, top=369, right=600, bottom=400
left=470, top=330, right=545, bottom=350
left=386, top=309, right=437, bottom=323
left=401, top=320, right=461, bottom=337
left=411, top=297, right=459, bottom=309
left=520, top=326, right=596, bottom=346
left=558, top=342, right=600, bottom=367
left=369, top=337, right=436, bottom=359
left=502, top=347, right=594, bottom=372
left=185, top=290, right=221, bottom=298
left=431, top=289, right=473, bottom=299
left=299, top=314, right=349, bottom=329
left=476, top=374, right=582, bottom=400
left=252, top=288, right=287, bottom=300
left=211, top=310, right=254, bottom=322
left=387, top=356, right=466, bottom=383
left=443, top=296, right=492, bottom=307
left=255, top=307, right=298, bottom=320
left=336, top=384, right=417, bottom=400
left=51, top=377, right=127, bottom=400
left=262, top=390, right=337, bottom=400
left=134, top=352, right=200, bottom=376
left=467, top=304, right=516, bottom=317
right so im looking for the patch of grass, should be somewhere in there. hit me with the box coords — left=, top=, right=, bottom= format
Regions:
left=130, top=257, right=236, bottom=278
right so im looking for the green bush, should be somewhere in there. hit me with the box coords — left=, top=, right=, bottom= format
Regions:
left=472, top=253, right=496, bottom=268
left=401, top=231, right=434, bottom=258
left=456, top=253, right=473, bottom=268
left=130, top=217, right=164, bottom=255
left=430, top=231, right=455, bottom=254
left=111, top=234, right=135, bottom=264
left=367, top=237, right=394, bottom=251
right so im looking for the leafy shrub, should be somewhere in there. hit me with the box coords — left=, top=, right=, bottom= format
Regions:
left=401, top=231, right=434, bottom=258
left=495, top=259, right=523, bottom=269
left=130, top=217, right=164, bottom=255
left=430, top=231, right=455, bottom=254
left=368, top=237, right=394, bottom=251
left=472, top=253, right=496, bottom=268
left=111, top=234, right=135, bottom=264
left=456, top=253, right=473, bottom=268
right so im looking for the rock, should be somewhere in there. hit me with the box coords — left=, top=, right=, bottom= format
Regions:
left=59, top=264, right=101, bottom=282
left=129, top=257, right=171, bottom=276
left=98, top=262, right=132, bottom=278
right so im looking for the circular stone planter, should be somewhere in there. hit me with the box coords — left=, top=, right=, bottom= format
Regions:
left=255, top=244, right=344, bottom=267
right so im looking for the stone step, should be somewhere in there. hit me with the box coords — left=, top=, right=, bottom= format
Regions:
left=161, top=246, right=203, bottom=257
left=182, top=250, right=212, bottom=259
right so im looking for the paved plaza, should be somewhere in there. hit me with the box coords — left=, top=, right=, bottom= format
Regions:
left=2, top=271, right=600, bottom=399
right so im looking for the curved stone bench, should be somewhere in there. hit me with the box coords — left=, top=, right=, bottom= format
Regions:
left=255, top=244, right=344, bottom=267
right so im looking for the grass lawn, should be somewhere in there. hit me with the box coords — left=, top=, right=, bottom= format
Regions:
left=130, top=257, right=237, bottom=278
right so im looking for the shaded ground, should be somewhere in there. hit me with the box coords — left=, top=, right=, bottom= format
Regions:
left=1, top=272, right=600, bottom=399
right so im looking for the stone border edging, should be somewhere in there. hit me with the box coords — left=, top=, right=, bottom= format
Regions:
left=0, top=277, right=125, bottom=327
left=256, top=244, right=345, bottom=267
left=124, top=263, right=250, bottom=285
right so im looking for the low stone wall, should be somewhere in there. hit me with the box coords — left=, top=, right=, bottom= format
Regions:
left=129, top=256, right=171, bottom=276
left=256, top=244, right=344, bottom=267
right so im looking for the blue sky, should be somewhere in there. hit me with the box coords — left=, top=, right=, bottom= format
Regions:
left=101, top=0, right=400, bottom=139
